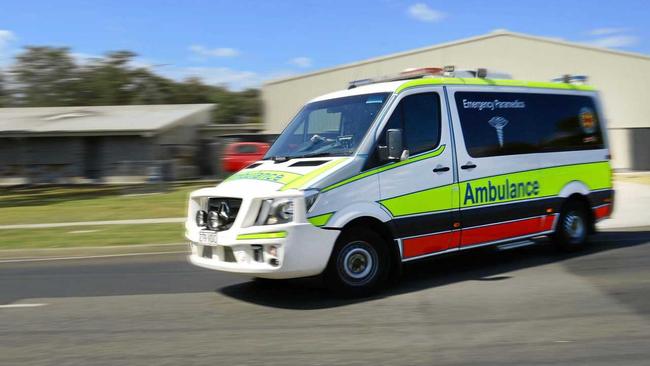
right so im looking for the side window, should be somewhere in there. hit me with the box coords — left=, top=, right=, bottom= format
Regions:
left=379, top=92, right=441, bottom=155
left=455, top=92, right=604, bottom=157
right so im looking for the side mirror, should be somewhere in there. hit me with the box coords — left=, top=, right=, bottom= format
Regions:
left=378, top=128, right=405, bottom=161
left=387, top=129, right=404, bottom=161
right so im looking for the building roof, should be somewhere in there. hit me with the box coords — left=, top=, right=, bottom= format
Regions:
left=0, top=104, right=215, bottom=137
left=265, top=30, right=650, bottom=86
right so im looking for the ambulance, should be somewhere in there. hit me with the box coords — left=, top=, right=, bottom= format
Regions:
left=185, top=67, right=614, bottom=295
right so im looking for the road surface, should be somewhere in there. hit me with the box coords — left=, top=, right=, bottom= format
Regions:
left=1, top=228, right=649, bottom=365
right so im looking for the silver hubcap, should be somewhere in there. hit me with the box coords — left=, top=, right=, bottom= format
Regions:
left=338, top=241, right=378, bottom=285
left=564, top=211, right=585, bottom=242
left=344, top=248, right=373, bottom=279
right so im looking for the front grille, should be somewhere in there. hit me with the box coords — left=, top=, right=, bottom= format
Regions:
left=207, top=197, right=242, bottom=231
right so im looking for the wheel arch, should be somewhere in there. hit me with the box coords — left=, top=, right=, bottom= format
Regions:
left=557, top=181, right=596, bottom=233
left=338, top=216, right=402, bottom=279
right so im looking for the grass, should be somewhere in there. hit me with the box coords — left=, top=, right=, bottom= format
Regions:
left=0, top=223, right=186, bottom=250
left=0, top=182, right=217, bottom=225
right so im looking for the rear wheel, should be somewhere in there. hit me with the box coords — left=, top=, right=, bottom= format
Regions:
left=553, top=200, right=590, bottom=251
left=324, top=228, right=389, bottom=297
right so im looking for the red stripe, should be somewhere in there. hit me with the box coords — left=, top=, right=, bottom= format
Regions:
left=594, top=204, right=612, bottom=220
left=461, top=216, right=548, bottom=247
left=541, top=214, right=556, bottom=231
left=402, top=215, right=557, bottom=259
left=403, top=231, right=456, bottom=258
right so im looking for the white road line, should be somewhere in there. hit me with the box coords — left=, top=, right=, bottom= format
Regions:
left=0, top=303, right=47, bottom=309
left=0, top=250, right=186, bottom=264
left=0, top=218, right=185, bottom=230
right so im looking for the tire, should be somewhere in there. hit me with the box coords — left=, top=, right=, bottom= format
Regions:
left=324, top=228, right=390, bottom=297
left=553, top=199, right=590, bottom=251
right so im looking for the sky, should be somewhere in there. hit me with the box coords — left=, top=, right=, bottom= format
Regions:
left=1, top=0, right=649, bottom=90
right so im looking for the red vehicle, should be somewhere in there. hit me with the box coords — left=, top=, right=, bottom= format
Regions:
left=222, top=142, right=270, bottom=173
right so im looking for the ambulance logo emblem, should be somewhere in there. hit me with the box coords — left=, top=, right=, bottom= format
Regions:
left=579, top=107, right=596, bottom=134
left=488, top=116, right=509, bottom=147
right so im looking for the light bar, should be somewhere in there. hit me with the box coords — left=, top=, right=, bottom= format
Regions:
left=552, top=74, right=589, bottom=84
left=348, top=78, right=375, bottom=89
left=347, top=65, right=513, bottom=89
left=398, top=67, right=443, bottom=78
left=348, top=67, right=444, bottom=89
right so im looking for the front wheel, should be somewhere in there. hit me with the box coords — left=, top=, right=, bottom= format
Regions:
left=324, top=228, right=389, bottom=297
left=553, top=200, right=590, bottom=251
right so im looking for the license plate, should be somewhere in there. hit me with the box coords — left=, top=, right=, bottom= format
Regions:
left=199, top=230, right=218, bottom=246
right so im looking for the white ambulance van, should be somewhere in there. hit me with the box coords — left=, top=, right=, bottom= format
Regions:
left=186, top=67, right=613, bottom=295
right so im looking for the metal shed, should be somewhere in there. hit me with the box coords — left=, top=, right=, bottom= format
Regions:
left=0, top=104, right=214, bottom=183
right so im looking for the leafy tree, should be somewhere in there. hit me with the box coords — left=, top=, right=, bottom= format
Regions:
left=75, top=50, right=140, bottom=105
left=0, top=70, right=6, bottom=107
left=11, top=46, right=80, bottom=106
left=4, top=46, right=262, bottom=125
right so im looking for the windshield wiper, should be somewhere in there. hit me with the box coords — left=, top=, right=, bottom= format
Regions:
left=268, top=156, right=289, bottom=163
left=265, top=152, right=334, bottom=163
left=294, top=152, right=334, bottom=159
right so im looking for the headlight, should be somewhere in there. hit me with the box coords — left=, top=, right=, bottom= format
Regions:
left=303, top=189, right=320, bottom=212
left=256, top=198, right=294, bottom=225
left=196, top=210, right=207, bottom=227
left=207, top=210, right=220, bottom=230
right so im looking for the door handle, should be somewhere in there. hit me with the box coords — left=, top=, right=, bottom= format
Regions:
left=460, top=162, right=477, bottom=170
left=433, top=166, right=450, bottom=173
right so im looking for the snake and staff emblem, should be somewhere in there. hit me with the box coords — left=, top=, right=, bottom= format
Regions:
left=488, top=116, right=509, bottom=147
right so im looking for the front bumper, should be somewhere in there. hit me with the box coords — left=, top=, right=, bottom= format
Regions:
left=187, top=223, right=339, bottom=279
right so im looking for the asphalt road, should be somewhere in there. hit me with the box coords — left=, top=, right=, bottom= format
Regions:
left=1, top=228, right=650, bottom=366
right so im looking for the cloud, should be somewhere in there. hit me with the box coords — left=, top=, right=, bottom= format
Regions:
left=0, top=29, right=15, bottom=48
left=585, top=28, right=639, bottom=48
left=407, top=3, right=445, bottom=22
left=588, top=28, right=629, bottom=36
left=163, top=66, right=260, bottom=90
left=289, top=56, right=312, bottom=68
left=162, top=66, right=302, bottom=90
left=589, top=35, right=639, bottom=48
left=0, top=31, right=15, bottom=48
left=71, top=52, right=161, bottom=70
left=71, top=52, right=103, bottom=65
left=189, top=45, right=239, bottom=58
left=0, top=30, right=17, bottom=65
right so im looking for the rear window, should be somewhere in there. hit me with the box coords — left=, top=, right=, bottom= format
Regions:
left=235, top=144, right=259, bottom=154
left=455, top=92, right=605, bottom=158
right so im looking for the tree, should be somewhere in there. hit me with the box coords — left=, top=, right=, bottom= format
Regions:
left=75, top=50, right=141, bottom=105
left=11, top=46, right=80, bottom=106
left=5, top=45, right=263, bottom=125
left=0, top=70, right=6, bottom=107
left=172, top=77, right=213, bottom=104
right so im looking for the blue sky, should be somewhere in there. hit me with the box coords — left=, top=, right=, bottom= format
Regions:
left=1, top=0, right=649, bottom=89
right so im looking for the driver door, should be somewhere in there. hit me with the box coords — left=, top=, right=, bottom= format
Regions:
left=373, top=88, right=460, bottom=260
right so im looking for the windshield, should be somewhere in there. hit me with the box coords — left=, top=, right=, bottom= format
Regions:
left=264, top=93, right=390, bottom=160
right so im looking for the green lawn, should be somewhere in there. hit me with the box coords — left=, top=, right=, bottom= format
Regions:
left=0, top=223, right=186, bottom=250
left=0, top=182, right=217, bottom=225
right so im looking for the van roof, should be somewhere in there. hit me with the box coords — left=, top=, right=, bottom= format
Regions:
left=309, top=77, right=595, bottom=103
